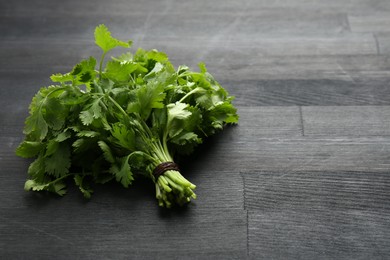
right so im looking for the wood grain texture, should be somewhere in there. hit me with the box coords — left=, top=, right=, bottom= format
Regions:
left=0, top=37, right=380, bottom=72
left=198, top=135, right=390, bottom=173
left=349, top=13, right=390, bottom=33
left=3, top=0, right=390, bottom=15
left=249, top=209, right=390, bottom=259
left=376, top=33, right=390, bottom=54
left=229, top=79, right=390, bottom=106
left=1, top=207, right=247, bottom=259
left=243, top=171, right=390, bottom=211
left=302, top=106, right=390, bottom=136
left=0, top=11, right=350, bottom=41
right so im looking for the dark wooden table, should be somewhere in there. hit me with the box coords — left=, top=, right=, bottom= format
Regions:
left=1, top=0, right=390, bottom=259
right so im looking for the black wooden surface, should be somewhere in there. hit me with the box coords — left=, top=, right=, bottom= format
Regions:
left=1, top=0, right=390, bottom=259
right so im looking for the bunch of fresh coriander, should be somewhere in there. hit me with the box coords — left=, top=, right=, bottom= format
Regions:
left=16, top=24, right=238, bottom=208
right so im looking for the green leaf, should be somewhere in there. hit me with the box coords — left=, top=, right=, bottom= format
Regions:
left=110, top=123, right=136, bottom=151
left=94, top=24, right=131, bottom=53
left=79, top=110, right=94, bottom=125
left=105, top=60, right=138, bottom=82
left=112, top=52, right=133, bottom=64
left=15, top=141, right=44, bottom=158
left=74, top=175, right=93, bottom=199
left=24, top=109, right=48, bottom=141
left=79, top=99, right=103, bottom=125
left=45, top=139, right=59, bottom=157
left=72, top=138, right=97, bottom=154
left=166, top=102, right=192, bottom=138
left=51, top=182, right=67, bottom=196
left=27, top=154, right=46, bottom=182
left=24, top=179, right=46, bottom=191
left=109, top=156, right=134, bottom=188
left=55, top=130, right=72, bottom=142
left=98, top=141, right=115, bottom=163
left=43, top=98, right=67, bottom=130
left=76, top=130, right=100, bottom=138
left=170, top=132, right=202, bottom=155
left=44, top=143, right=71, bottom=178
left=171, top=132, right=201, bottom=146
left=167, top=102, right=191, bottom=121
left=133, top=81, right=166, bottom=119
left=146, top=49, right=168, bottom=63
left=24, top=179, right=67, bottom=196
left=198, top=62, right=207, bottom=73
left=50, top=73, right=73, bottom=83
left=69, top=57, right=97, bottom=87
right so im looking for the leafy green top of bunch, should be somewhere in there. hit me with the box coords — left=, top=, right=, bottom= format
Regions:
left=16, top=24, right=238, bottom=201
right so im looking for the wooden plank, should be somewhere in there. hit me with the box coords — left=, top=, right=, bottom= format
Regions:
left=234, top=107, right=302, bottom=136
left=243, top=171, right=390, bottom=211
left=249, top=209, right=390, bottom=258
left=1, top=207, right=247, bottom=258
left=0, top=11, right=350, bottom=41
left=349, top=13, right=390, bottom=33
left=376, top=33, right=390, bottom=54
left=246, top=170, right=390, bottom=257
left=3, top=0, right=390, bottom=16
left=192, top=135, right=390, bottom=173
left=0, top=15, right=145, bottom=41
left=0, top=35, right=378, bottom=64
left=302, top=106, right=390, bottom=136
left=227, top=79, right=390, bottom=106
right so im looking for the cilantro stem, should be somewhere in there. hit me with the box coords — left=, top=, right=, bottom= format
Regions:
left=105, top=95, right=172, bottom=164
left=99, top=52, right=107, bottom=80
left=178, top=87, right=202, bottom=103
left=106, top=95, right=128, bottom=118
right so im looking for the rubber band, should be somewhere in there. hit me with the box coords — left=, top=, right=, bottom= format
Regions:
left=153, top=162, right=180, bottom=179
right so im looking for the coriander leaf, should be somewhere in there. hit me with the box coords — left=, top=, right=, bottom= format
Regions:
left=95, top=24, right=131, bottom=53
left=105, top=60, right=138, bottom=82
left=79, top=110, right=94, bottom=125
left=76, top=130, right=100, bottom=138
left=50, top=182, right=67, bottom=196
left=112, top=52, right=133, bottom=64
left=27, top=154, right=46, bottom=182
left=79, top=98, right=103, bottom=125
left=166, top=102, right=192, bottom=138
left=109, top=156, right=134, bottom=188
left=55, top=130, right=72, bottom=142
left=74, top=175, right=93, bottom=199
left=45, top=139, right=59, bottom=157
left=24, top=108, right=48, bottom=141
left=198, top=62, right=207, bottom=73
left=167, top=102, right=191, bottom=121
left=128, top=81, right=166, bottom=120
left=98, top=141, right=115, bottom=163
left=16, top=141, right=44, bottom=158
left=43, top=97, right=67, bottom=130
left=50, top=73, right=73, bottom=83
left=44, top=143, right=71, bottom=178
left=25, top=178, right=67, bottom=196
left=110, top=123, right=136, bottom=151
left=146, top=49, right=168, bottom=62
left=171, top=132, right=200, bottom=145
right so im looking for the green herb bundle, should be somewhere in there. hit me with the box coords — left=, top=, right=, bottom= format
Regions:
left=16, top=25, right=238, bottom=208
